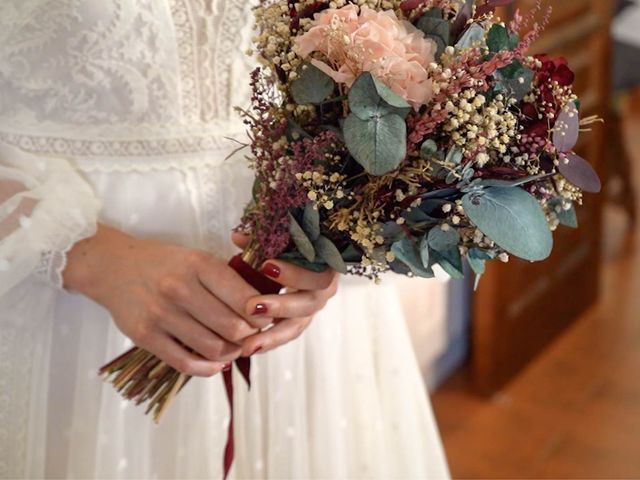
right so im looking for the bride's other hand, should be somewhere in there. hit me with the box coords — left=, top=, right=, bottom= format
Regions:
left=231, top=233, right=339, bottom=356
left=63, top=225, right=274, bottom=377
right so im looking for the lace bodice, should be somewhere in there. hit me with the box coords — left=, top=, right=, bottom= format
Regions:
left=0, top=0, right=255, bottom=138
left=0, top=0, right=258, bottom=293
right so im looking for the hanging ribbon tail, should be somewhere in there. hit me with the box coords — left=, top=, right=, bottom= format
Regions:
left=223, top=253, right=283, bottom=479
left=234, top=357, right=252, bottom=387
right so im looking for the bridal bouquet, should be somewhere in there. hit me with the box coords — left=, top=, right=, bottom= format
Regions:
left=101, top=0, right=601, bottom=474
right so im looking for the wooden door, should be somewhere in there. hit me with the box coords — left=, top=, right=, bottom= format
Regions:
left=471, top=0, right=613, bottom=394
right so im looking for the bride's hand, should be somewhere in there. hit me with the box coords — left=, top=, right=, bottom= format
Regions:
left=63, top=225, right=274, bottom=377
left=231, top=233, right=339, bottom=357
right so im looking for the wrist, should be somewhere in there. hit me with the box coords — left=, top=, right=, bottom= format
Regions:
left=62, top=224, right=135, bottom=299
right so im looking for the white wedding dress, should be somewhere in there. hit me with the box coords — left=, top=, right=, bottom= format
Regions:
left=0, top=1, right=450, bottom=479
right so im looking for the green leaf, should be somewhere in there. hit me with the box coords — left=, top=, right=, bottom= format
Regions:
left=428, top=226, right=461, bottom=252
left=556, top=203, right=579, bottom=228
left=314, top=236, right=348, bottom=273
left=422, top=8, right=444, bottom=19
left=343, top=112, right=407, bottom=176
left=278, top=252, right=328, bottom=273
left=341, top=244, right=362, bottom=262
left=487, top=24, right=510, bottom=53
left=467, top=248, right=487, bottom=275
left=495, top=64, right=534, bottom=101
left=404, top=207, right=436, bottom=225
left=420, top=139, right=438, bottom=158
left=462, top=187, right=553, bottom=261
left=251, top=178, right=261, bottom=202
left=391, top=237, right=434, bottom=278
left=302, top=203, right=320, bottom=241
left=456, top=23, right=486, bottom=49
left=288, top=212, right=316, bottom=262
left=416, top=15, right=451, bottom=58
left=477, top=174, right=547, bottom=188
left=445, top=146, right=463, bottom=165
left=433, top=249, right=465, bottom=279
left=290, top=63, right=335, bottom=105
left=348, top=73, right=411, bottom=120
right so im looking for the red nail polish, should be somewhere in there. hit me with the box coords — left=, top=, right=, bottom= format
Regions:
left=222, top=363, right=232, bottom=372
left=261, top=263, right=281, bottom=279
left=252, top=303, right=269, bottom=316
left=251, top=346, right=263, bottom=356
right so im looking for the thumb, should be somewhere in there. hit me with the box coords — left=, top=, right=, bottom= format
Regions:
left=231, top=231, right=251, bottom=250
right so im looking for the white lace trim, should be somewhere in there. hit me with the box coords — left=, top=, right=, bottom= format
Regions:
left=0, top=129, right=248, bottom=162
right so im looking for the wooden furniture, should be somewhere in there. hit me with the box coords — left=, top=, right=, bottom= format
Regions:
left=471, top=0, right=613, bottom=394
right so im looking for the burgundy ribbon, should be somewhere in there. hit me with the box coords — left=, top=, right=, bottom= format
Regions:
left=223, top=254, right=282, bottom=479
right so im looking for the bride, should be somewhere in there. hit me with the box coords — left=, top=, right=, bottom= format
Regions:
left=0, top=1, right=450, bottom=478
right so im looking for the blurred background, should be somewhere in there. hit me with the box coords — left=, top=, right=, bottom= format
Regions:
left=403, top=0, right=640, bottom=477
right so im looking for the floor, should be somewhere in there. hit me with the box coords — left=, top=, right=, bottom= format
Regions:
left=431, top=96, right=640, bottom=479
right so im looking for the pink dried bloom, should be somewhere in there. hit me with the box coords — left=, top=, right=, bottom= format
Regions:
left=295, top=5, right=437, bottom=108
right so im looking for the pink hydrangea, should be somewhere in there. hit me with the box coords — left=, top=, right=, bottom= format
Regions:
left=295, top=5, right=437, bottom=108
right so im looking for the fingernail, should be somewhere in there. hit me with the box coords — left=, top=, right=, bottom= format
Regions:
left=222, top=363, right=232, bottom=372
left=252, top=303, right=269, bottom=316
left=261, top=263, right=281, bottom=279
left=251, top=346, right=263, bottom=356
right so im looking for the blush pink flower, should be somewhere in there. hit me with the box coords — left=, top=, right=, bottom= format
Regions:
left=295, top=5, right=437, bottom=108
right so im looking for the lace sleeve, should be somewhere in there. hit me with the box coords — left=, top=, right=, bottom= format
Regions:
left=0, top=141, right=101, bottom=296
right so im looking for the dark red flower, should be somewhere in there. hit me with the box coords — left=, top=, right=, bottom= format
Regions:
left=534, top=54, right=575, bottom=87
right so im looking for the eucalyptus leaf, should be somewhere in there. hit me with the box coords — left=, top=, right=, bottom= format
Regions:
left=428, top=226, right=461, bottom=252
left=391, top=237, right=434, bottom=278
left=422, top=8, right=444, bottom=19
left=557, top=203, right=578, bottom=228
left=302, top=203, right=321, bottom=241
left=557, top=153, right=602, bottom=193
left=341, top=244, right=362, bottom=262
left=288, top=212, right=316, bottom=262
left=456, top=23, right=485, bottom=49
left=462, top=187, right=553, bottom=261
left=553, top=105, right=580, bottom=153
left=314, top=236, right=348, bottom=273
left=291, top=63, right=335, bottom=105
left=278, top=252, right=328, bottom=273
left=343, top=112, right=407, bottom=176
left=420, top=199, right=450, bottom=216
left=420, top=188, right=459, bottom=200
left=379, top=221, right=405, bottom=242
left=467, top=249, right=487, bottom=275
left=420, top=139, right=438, bottom=158
left=416, top=15, right=451, bottom=58
left=404, top=207, right=436, bottom=224
left=495, top=65, right=534, bottom=101
left=433, top=249, right=465, bottom=279
left=487, top=24, right=510, bottom=52
left=477, top=174, right=547, bottom=188
left=348, top=72, right=411, bottom=120
left=445, top=146, right=463, bottom=165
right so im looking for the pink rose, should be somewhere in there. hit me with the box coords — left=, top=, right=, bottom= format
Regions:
left=295, top=5, right=437, bottom=108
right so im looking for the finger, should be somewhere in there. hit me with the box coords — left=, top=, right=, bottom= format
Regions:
left=240, top=317, right=313, bottom=356
left=259, top=260, right=338, bottom=291
left=231, top=232, right=251, bottom=249
left=161, top=313, right=243, bottom=363
left=246, top=291, right=329, bottom=321
left=197, top=258, right=268, bottom=325
left=147, top=332, right=226, bottom=377
left=178, top=281, right=269, bottom=336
